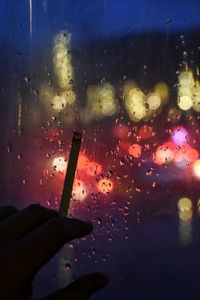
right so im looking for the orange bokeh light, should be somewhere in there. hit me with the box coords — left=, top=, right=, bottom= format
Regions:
left=77, top=154, right=90, bottom=170
left=86, top=161, right=102, bottom=176
left=77, top=154, right=102, bottom=176
left=128, top=144, right=142, bottom=158
left=97, top=178, right=113, bottom=194
left=185, top=147, right=199, bottom=163
left=153, top=144, right=174, bottom=165
left=192, top=159, right=200, bottom=179
left=174, top=144, right=199, bottom=164
left=153, top=141, right=199, bottom=166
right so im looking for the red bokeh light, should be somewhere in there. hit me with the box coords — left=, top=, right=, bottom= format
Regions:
left=116, top=141, right=131, bottom=155
left=138, top=125, right=153, bottom=140
left=113, top=124, right=129, bottom=139
left=185, top=147, right=199, bottom=163
left=174, top=144, right=199, bottom=163
left=153, top=140, right=199, bottom=166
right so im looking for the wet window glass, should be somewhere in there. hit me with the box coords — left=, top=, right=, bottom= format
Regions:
left=1, top=0, right=200, bottom=299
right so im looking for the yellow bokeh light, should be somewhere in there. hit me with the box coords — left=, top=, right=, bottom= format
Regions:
left=52, top=90, right=76, bottom=111
left=87, top=83, right=117, bottom=118
left=146, top=93, right=161, bottom=110
left=154, top=82, right=169, bottom=103
left=53, top=31, right=74, bottom=91
left=192, top=84, right=200, bottom=112
left=52, top=95, right=66, bottom=110
left=124, top=87, right=147, bottom=121
left=179, top=210, right=193, bottom=222
left=40, top=32, right=76, bottom=114
left=63, top=90, right=76, bottom=105
left=178, top=95, right=193, bottom=110
left=178, top=197, right=192, bottom=212
left=178, top=70, right=194, bottom=111
left=178, top=70, right=195, bottom=87
left=178, top=197, right=193, bottom=222
left=123, top=80, right=137, bottom=98
left=192, top=159, right=200, bottom=178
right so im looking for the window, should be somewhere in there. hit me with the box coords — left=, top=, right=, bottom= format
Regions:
left=1, top=0, right=200, bottom=298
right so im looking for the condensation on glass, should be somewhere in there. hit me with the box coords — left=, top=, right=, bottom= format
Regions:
left=0, top=0, right=200, bottom=299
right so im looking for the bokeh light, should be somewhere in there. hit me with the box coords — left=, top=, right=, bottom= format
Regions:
left=53, top=31, right=74, bottom=91
left=116, top=141, right=130, bottom=155
left=53, top=157, right=67, bottom=173
left=146, top=93, right=161, bottom=110
left=192, top=84, right=200, bottom=112
left=154, top=82, right=169, bottom=104
left=113, top=124, right=129, bottom=139
left=77, top=154, right=102, bottom=176
left=138, top=125, right=153, bottom=139
left=192, top=159, right=200, bottom=179
left=128, top=144, right=142, bottom=158
left=97, top=178, right=113, bottom=194
left=178, top=70, right=195, bottom=111
left=178, top=197, right=193, bottom=223
left=87, top=83, right=117, bottom=118
left=175, top=145, right=199, bottom=164
left=171, top=126, right=189, bottom=145
left=86, top=161, right=102, bottom=176
left=52, top=95, right=66, bottom=111
left=124, top=87, right=146, bottom=122
left=153, top=143, right=174, bottom=165
left=72, top=179, right=88, bottom=202
left=178, top=197, right=192, bottom=212
left=178, top=95, right=193, bottom=111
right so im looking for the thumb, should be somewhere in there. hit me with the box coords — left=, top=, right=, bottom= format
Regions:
left=40, top=273, right=108, bottom=300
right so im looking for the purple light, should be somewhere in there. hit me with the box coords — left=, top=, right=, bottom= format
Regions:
left=171, top=127, right=189, bottom=145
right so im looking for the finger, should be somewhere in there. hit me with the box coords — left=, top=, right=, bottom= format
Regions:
left=40, top=273, right=108, bottom=300
left=0, top=206, right=18, bottom=222
left=17, top=218, right=93, bottom=278
left=0, top=204, right=57, bottom=243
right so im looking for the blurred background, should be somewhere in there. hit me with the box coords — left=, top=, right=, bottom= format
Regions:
left=1, top=0, right=200, bottom=299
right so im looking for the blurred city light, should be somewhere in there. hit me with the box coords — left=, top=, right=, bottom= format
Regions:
left=87, top=83, right=117, bottom=118
left=192, top=159, right=200, bottom=179
left=171, top=126, right=189, bottom=145
left=53, top=157, right=67, bottom=173
left=97, top=178, right=113, bottom=194
left=128, top=144, right=142, bottom=158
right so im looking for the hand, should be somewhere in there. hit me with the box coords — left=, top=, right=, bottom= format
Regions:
left=0, top=204, right=108, bottom=299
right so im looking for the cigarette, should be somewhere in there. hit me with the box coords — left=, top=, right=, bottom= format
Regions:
left=59, top=132, right=82, bottom=217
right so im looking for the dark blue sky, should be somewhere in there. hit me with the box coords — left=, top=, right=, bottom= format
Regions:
left=0, top=0, right=200, bottom=46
